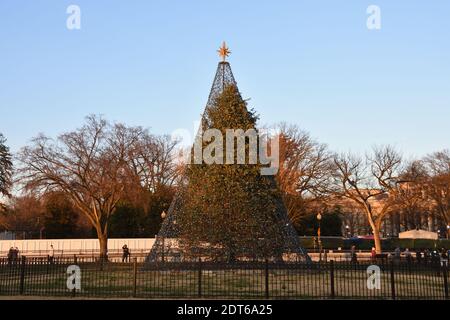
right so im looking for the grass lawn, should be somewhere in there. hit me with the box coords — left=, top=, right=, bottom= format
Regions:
left=0, top=262, right=447, bottom=299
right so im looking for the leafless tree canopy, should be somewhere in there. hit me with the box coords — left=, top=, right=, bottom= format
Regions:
left=422, top=150, right=450, bottom=230
left=394, top=161, right=429, bottom=216
left=16, top=115, right=180, bottom=257
left=274, top=123, right=333, bottom=225
left=332, top=145, right=403, bottom=253
left=131, top=135, right=182, bottom=193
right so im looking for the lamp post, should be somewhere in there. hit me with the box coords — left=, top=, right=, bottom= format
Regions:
left=36, top=217, right=45, bottom=239
left=161, top=211, right=167, bottom=262
left=447, top=225, right=450, bottom=239
left=345, top=225, right=350, bottom=238
left=317, top=213, right=322, bottom=262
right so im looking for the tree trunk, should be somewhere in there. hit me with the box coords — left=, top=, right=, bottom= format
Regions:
left=373, top=228, right=382, bottom=254
left=367, top=214, right=383, bottom=254
left=98, top=233, right=108, bottom=262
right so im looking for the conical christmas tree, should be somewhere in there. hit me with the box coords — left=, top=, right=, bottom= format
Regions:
left=145, top=43, right=309, bottom=263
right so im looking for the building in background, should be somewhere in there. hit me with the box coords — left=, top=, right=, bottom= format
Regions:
left=330, top=188, right=447, bottom=238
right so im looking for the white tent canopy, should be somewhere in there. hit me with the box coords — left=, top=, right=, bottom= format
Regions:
left=399, top=229, right=438, bottom=240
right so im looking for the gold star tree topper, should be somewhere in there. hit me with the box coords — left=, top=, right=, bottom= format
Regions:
left=217, top=41, right=231, bottom=62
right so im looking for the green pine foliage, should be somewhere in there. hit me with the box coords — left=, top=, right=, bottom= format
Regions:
left=0, top=133, right=13, bottom=198
left=178, top=85, right=286, bottom=262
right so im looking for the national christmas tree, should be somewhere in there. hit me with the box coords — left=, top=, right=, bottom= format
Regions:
left=146, top=43, right=309, bottom=263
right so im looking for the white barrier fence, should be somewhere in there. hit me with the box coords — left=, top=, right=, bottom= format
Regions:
left=0, top=238, right=156, bottom=256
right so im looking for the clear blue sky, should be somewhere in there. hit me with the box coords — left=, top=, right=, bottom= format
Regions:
left=1, top=1, right=449, bottom=158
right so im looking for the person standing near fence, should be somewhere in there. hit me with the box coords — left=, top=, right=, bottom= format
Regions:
left=415, top=249, right=422, bottom=264
left=7, top=247, right=14, bottom=264
left=431, top=250, right=440, bottom=265
left=440, top=248, right=448, bottom=267
left=122, top=244, right=130, bottom=263
left=394, top=247, right=401, bottom=265
left=424, top=249, right=430, bottom=265
left=405, top=248, right=412, bottom=264
left=48, top=245, right=55, bottom=264
left=13, top=247, right=19, bottom=264
left=350, top=245, right=358, bottom=264
left=371, top=247, right=376, bottom=262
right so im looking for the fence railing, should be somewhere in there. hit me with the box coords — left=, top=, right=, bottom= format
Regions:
left=0, top=257, right=448, bottom=299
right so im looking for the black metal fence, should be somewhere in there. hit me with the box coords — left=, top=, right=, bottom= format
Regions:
left=0, top=256, right=448, bottom=299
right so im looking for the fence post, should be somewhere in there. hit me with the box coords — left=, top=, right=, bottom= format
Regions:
left=265, top=259, right=269, bottom=299
left=390, top=261, right=396, bottom=300
left=442, top=262, right=449, bottom=300
left=74, top=254, right=77, bottom=264
left=133, top=258, right=138, bottom=298
left=198, top=258, right=202, bottom=298
left=330, top=260, right=335, bottom=299
left=19, top=256, right=26, bottom=295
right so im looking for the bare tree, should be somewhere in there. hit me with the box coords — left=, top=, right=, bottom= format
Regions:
left=392, top=161, right=430, bottom=232
left=0, top=195, right=45, bottom=237
left=332, top=146, right=403, bottom=253
left=17, top=115, right=146, bottom=259
left=422, top=150, right=450, bottom=236
left=274, top=123, right=332, bottom=225
left=131, top=134, right=182, bottom=193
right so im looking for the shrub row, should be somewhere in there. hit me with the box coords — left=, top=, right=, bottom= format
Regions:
left=299, top=237, right=450, bottom=251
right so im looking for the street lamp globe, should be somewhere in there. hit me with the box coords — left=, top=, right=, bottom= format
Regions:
left=161, top=211, right=167, bottom=219
left=316, top=213, right=322, bottom=221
